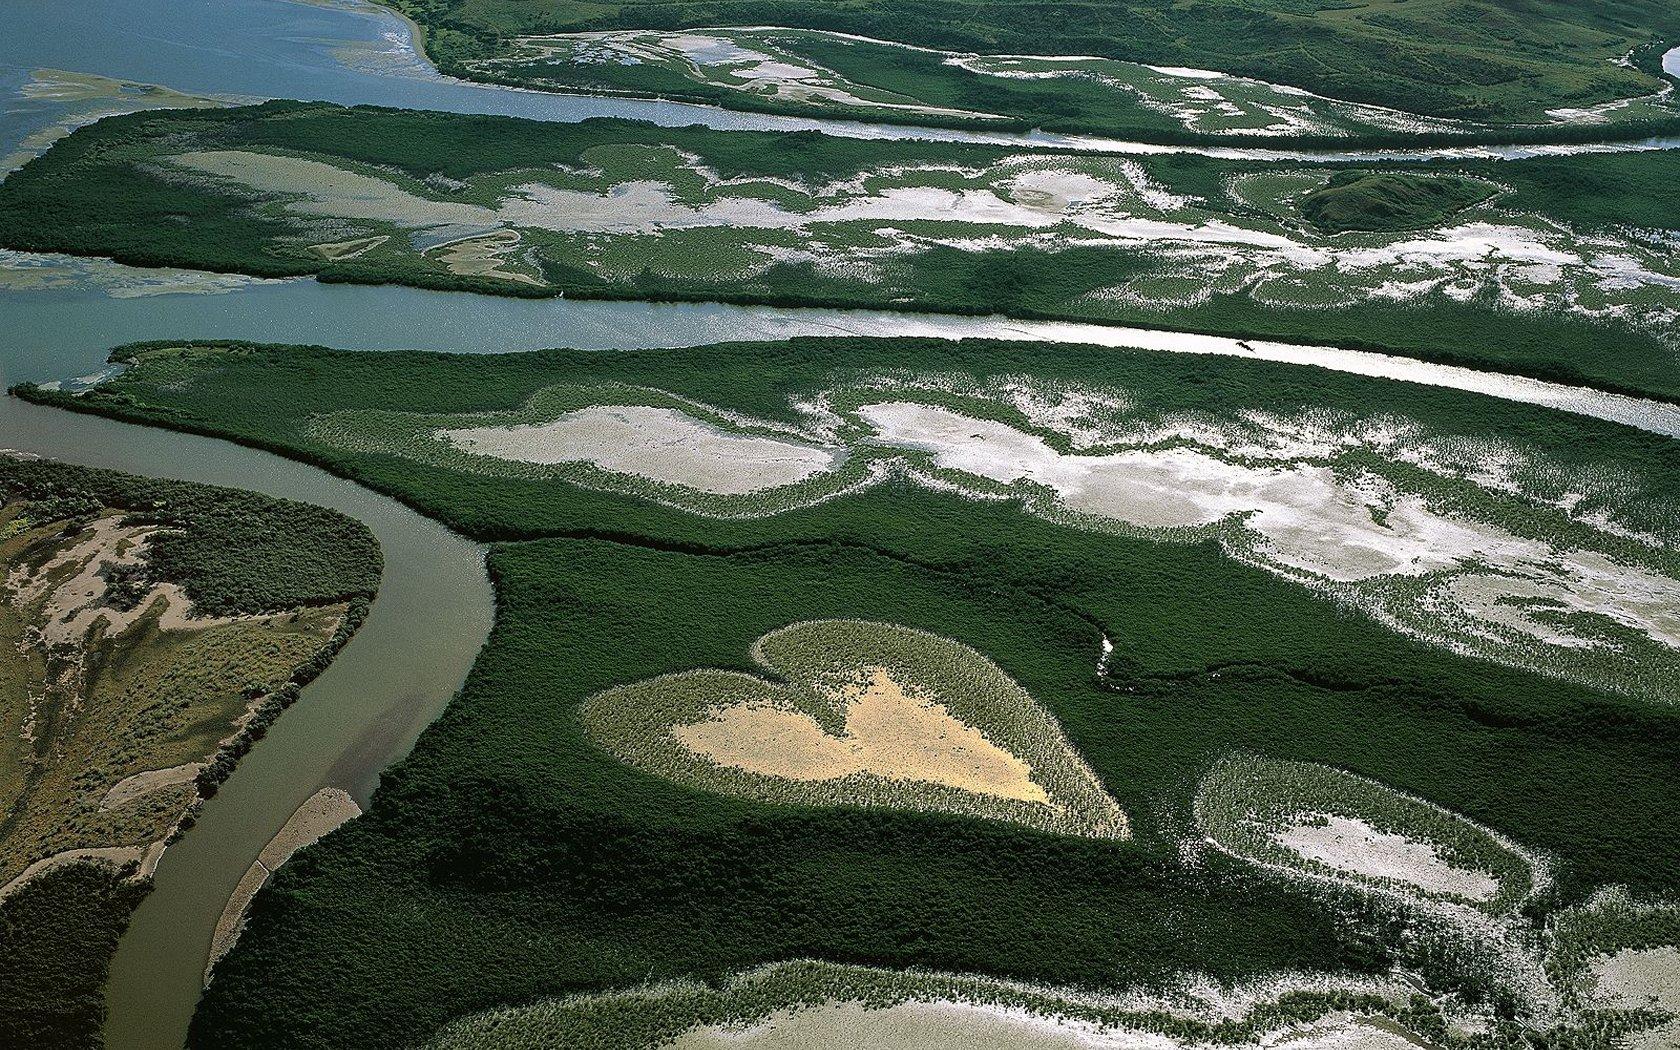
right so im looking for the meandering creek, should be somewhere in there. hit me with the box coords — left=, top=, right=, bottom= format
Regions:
left=1, top=1, right=1678, bottom=1047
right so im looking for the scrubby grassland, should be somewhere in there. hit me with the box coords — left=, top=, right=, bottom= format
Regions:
left=0, top=459, right=381, bottom=1050
left=3, top=104, right=1678, bottom=402
left=376, top=0, right=1680, bottom=127
left=17, top=339, right=1680, bottom=1048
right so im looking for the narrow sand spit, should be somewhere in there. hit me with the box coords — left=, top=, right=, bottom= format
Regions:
left=205, top=788, right=360, bottom=982
left=436, top=405, right=839, bottom=494
left=99, top=762, right=206, bottom=811
left=1271, top=814, right=1499, bottom=902
left=0, top=841, right=165, bottom=901
left=675, top=667, right=1050, bottom=804
left=1588, top=946, right=1680, bottom=1050
left=670, top=1001, right=1425, bottom=1049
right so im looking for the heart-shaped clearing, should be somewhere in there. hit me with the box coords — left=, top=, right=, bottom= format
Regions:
left=581, top=620, right=1127, bottom=839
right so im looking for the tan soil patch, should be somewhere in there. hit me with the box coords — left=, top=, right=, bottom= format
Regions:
left=428, top=230, right=542, bottom=285
left=311, top=234, right=389, bottom=260
left=99, top=761, right=205, bottom=811
left=206, top=787, right=360, bottom=981
left=0, top=840, right=164, bottom=901
left=675, top=667, right=1050, bottom=805
left=6, top=515, right=272, bottom=647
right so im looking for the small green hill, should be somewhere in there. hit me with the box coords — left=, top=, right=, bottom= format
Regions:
left=1299, top=171, right=1492, bottom=233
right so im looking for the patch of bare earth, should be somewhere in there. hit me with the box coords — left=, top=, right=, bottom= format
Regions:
left=675, top=667, right=1050, bottom=805
left=427, top=230, right=542, bottom=285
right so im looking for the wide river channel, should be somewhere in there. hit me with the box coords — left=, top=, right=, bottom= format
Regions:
left=1, top=1, right=1678, bottom=1047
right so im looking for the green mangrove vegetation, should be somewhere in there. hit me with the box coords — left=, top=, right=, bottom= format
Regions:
left=373, top=0, right=1680, bottom=131
left=8, top=0, right=1679, bottom=1045
left=1296, top=171, right=1495, bottom=234
left=14, top=337, right=1680, bottom=1048
left=0, top=862, right=149, bottom=1050
left=2, top=103, right=1678, bottom=401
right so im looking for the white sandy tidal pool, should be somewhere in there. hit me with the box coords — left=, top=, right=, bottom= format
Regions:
left=670, top=1001, right=1428, bottom=1049
left=437, top=404, right=839, bottom=494
left=853, top=400, right=1680, bottom=654
left=1271, top=813, right=1500, bottom=902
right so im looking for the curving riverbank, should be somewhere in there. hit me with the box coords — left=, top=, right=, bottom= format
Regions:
left=0, top=395, right=492, bottom=1049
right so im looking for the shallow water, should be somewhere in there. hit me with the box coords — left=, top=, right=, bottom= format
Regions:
left=11, top=268, right=1679, bottom=438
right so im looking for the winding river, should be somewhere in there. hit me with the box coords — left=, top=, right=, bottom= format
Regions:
left=0, top=1, right=1677, bottom=1048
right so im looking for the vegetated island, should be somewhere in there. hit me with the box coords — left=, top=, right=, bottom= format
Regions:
left=16, top=338, right=1678, bottom=1049
left=367, top=0, right=1680, bottom=140
left=0, top=457, right=380, bottom=1050
left=2, top=102, right=1678, bottom=402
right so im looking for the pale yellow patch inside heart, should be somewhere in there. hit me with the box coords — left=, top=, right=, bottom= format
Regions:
left=672, top=668, right=1050, bottom=805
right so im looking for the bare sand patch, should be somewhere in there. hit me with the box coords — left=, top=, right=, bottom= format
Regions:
left=436, top=405, right=839, bottom=494
left=206, top=787, right=360, bottom=981
left=0, top=841, right=164, bottom=901
left=170, top=150, right=495, bottom=228
left=1588, top=946, right=1680, bottom=1050
left=99, top=762, right=205, bottom=811
left=670, top=998, right=1149, bottom=1049
left=9, top=515, right=157, bottom=645
left=1272, top=814, right=1499, bottom=903
left=676, top=668, right=1049, bottom=805
left=427, top=230, right=542, bottom=285
left=6, top=515, right=279, bottom=646
left=855, top=401, right=1469, bottom=580
left=857, top=400, right=1680, bottom=653
left=672, top=1002, right=1425, bottom=1050
left=311, top=234, right=389, bottom=260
